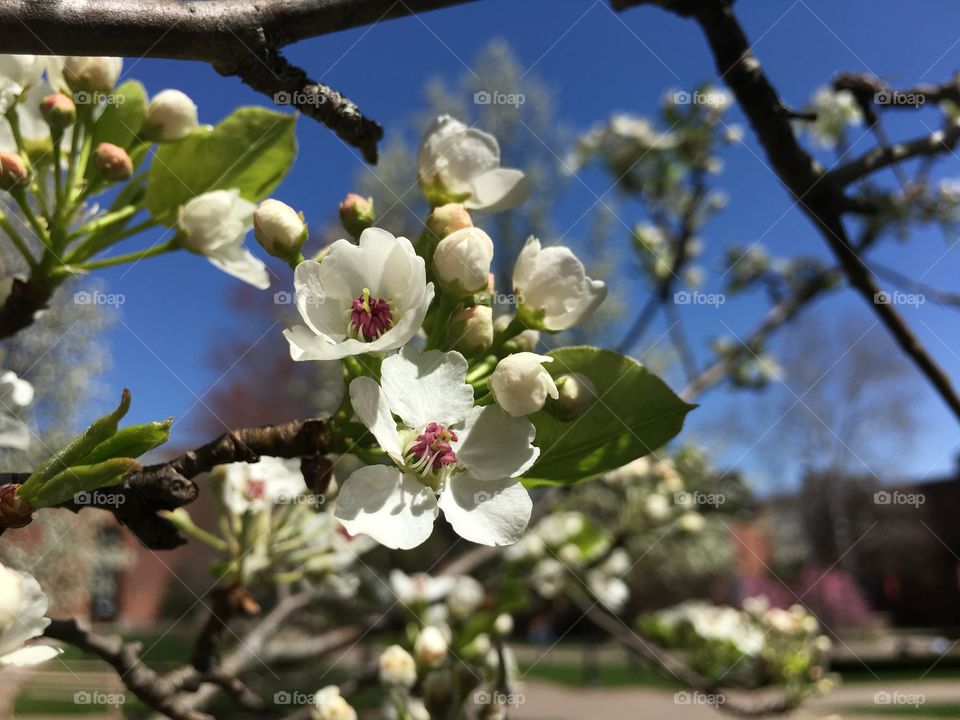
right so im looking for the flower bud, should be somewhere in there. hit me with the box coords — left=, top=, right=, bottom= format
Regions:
left=414, top=626, right=448, bottom=668
left=0, top=483, right=32, bottom=529
left=433, top=226, right=493, bottom=297
left=552, top=372, right=597, bottom=420
left=490, top=352, right=559, bottom=417
left=427, top=202, right=472, bottom=239
left=143, top=89, right=198, bottom=142
left=446, top=305, right=493, bottom=355
left=93, top=142, right=133, bottom=182
left=254, top=199, right=306, bottom=260
left=379, top=644, right=416, bottom=687
left=678, top=511, right=705, bottom=533
left=39, top=93, right=76, bottom=132
left=313, top=686, right=357, bottom=720
left=494, top=613, right=514, bottom=637
left=0, top=152, right=28, bottom=191
left=338, top=193, right=374, bottom=239
left=62, top=56, right=122, bottom=95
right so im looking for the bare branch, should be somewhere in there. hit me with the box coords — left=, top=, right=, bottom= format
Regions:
left=44, top=619, right=213, bottom=720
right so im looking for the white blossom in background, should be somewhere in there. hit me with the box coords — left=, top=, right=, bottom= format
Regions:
left=414, top=625, right=448, bottom=667
left=806, top=87, right=863, bottom=149
left=48, top=56, right=122, bottom=95
left=533, top=511, right=585, bottom=546
left=177, top=189, right=270, bottom=289
left=0, top=562, right=61, bottom=669
left=313, top=685, right=357, bottom=720
left=284, top=228, right=433, bottom=361
left=217, top=456, right=305, bottom=515
left=0, top=55, right=44, bottom=114
left=490, top=352, right=558, bottom=417
left=447, top=575, right=484, bottom=619
left=0, top=81, right=56, bottom=155
left=0, top=370, right=33, bottom=450
left=335, top=347, right=538, bottom=549
left=513, top=237, right=607, bottom=332
left=379, top=644, right=417, bottom=687
left=418, top=115, right=530, bottom=212
left=586, top=571, right=629, bottom=612
left=389, top=570, right=455, bottom=605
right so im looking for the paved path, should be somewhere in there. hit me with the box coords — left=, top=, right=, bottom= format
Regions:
left=512, top=678, right=960, bottom=719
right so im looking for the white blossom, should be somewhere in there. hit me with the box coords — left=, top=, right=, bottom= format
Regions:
left=490, top=352, right=558, bottom=417
left=177, top=189, right=270, bottom=289
left=513, top=237, right=606, bottom=332
left=217, top=456, right=305, bottom=515
left=389, top=570, right=455, bottom=605
left=50, top=56, right=122, bottom=95
left=284, top=227, right=433, bottom=361
left=254, top=199, right=306, bottom=258
left=335, top=347, right=538, bottom=549
left=418, top=115, right=530, bottom=212
left=447, top=575, right=484, bottom=619
left=807, top=87, right=863, bottom=149
left=0, top=562, right=61, bottom=669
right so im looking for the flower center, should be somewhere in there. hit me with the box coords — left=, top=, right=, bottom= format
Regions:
left=349, top=288, right=393, bottom=341
left=244, top=477, right=266, bottom=502
left=405, top=422, right=458, bottom=476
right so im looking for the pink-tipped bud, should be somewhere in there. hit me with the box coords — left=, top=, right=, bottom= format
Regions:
left=446, top=305, right=493, bottom=355
left=338, top=193, right=374, bottom=239
left=0, top=152, right=28, bottom=191
left=426, top=202, right=472, bottom=239
left=93, top=142, right=133, bottom=182
left=39, top=93, right=76, bottom=131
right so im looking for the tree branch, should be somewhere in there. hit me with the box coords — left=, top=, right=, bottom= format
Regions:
left=0, top=417, right=331, bottom=549
left=44, top=619, right=213, bottom=720
left=0, top=0, right=477, bottom=162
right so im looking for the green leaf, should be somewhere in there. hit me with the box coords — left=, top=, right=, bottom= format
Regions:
left=88, top=81, right=148, bottom=153
left=22, top=389, right=132, bottom=494
left=522, top=347, right=694, bottom=486
left=30, top=458, right=139, bottom=509
left=145, top=107, right=297, bottom=224
left=78, top=418, right=172, bottom=466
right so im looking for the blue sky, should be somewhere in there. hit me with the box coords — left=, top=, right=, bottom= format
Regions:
left=80, top=0, right=960, bottom=489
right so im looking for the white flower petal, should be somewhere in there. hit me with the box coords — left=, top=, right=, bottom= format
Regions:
left=381, top=347, right=474, bottom=429
left=438, top=476, right=532, bottom=546
left=349, top=377, right=402, bottom=458
left=455, top=405, right=539, bottom=481
left=335, top=465, right=438, bottom=550
left=466, top=168, right=530, bottom=212
left=419, top=116, right=500, bottom=195
left=0, top=644, right=61, bottom=667
left=206, top=243, right=270, bottom=290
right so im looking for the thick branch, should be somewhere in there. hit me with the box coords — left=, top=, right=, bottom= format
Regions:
left=0, top=278, right=52, bottom=341
left=0, top=0, right=476, bottom=162
left=1, top=417, right=330, bottom=549
left=44, top=619, right=213, bottom=720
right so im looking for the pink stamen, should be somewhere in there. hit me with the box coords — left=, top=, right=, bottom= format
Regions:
left=409, top=422, right=459, bottom=472
left=350, top=288, right=393, bottom=340
left=244, top=477, right=266, bottom=501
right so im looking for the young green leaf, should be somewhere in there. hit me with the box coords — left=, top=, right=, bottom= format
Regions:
left=28, top=458, right=140, bottom=509
left=146, top=107, right=297, bottom=224
left=522, top=347, right=695, bottom=486
left=22, top=389, right=132, bottom=491
left=78, top=418, right=172, bottom=466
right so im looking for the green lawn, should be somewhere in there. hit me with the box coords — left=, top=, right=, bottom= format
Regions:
left=844, top=703, right=960, bottom=718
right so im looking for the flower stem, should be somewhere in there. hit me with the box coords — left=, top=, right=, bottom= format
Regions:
left=0, top=213, right=37, bottom=269
left=66, top=239, right=177, bottom=271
